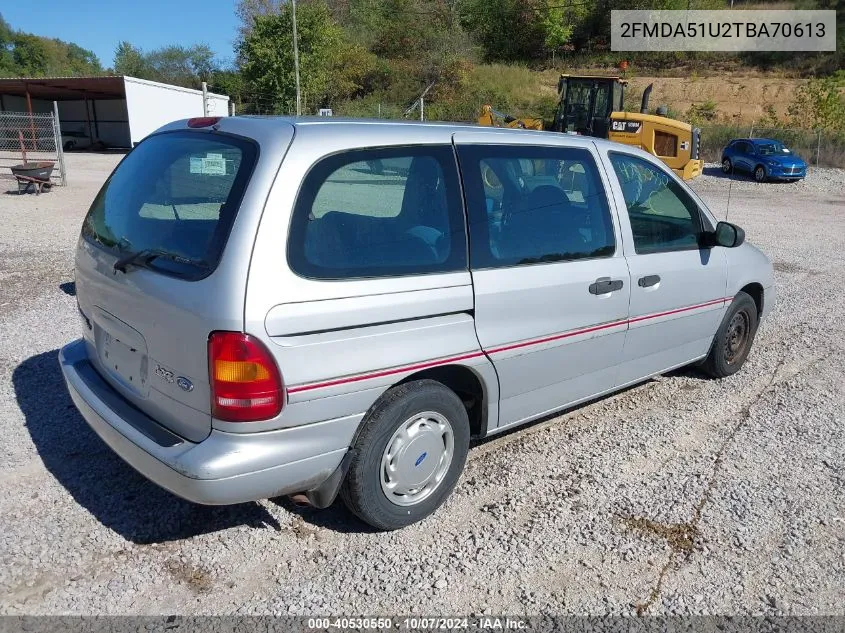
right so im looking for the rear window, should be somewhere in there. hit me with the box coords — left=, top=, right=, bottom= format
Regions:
left=82, top=131, right=256, bottom=279
left=288, top=146, right=466, bottom=279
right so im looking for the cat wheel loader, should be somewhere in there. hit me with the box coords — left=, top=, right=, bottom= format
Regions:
left=478, top=75, right=703, bottom=180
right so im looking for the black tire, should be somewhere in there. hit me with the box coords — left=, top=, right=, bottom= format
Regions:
left=701, top=291, right=759, bottom=378
left=340, top=379, right=470, bottom=530
left=754, top=165, right=767, bottom=183
left=721, top=158, right=732, bottom=174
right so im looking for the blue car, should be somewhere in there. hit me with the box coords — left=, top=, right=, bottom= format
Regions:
left=721, top=138, right=807, bottom=182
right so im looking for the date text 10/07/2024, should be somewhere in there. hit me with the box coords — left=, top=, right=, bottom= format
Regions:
left=306, top=617, right=530, bottom=630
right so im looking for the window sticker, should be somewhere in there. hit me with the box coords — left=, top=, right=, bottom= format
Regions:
left=189, top=153, right=227, bottom=175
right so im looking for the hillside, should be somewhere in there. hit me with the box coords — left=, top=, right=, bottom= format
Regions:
left=355, top=64, right=807, bottom=126
left=620, top=76, right=803, bottom=124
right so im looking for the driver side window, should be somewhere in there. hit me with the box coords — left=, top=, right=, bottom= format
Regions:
left=609, top=153, right=704, bottom=254
left=459, top=145, right=616, bottom=269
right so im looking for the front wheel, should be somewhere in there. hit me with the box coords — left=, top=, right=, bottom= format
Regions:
left=701, top=291, right=759, bottom=378
left=754, top=165, right=767, bottom=182
left=721, top=158, right=732, bottom=174
left=340, top=379, right=470, bottom=530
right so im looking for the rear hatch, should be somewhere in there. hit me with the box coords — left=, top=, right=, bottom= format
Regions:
left=75, top=128, right=259, bottom=442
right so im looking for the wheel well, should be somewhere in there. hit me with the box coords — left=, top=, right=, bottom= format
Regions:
left=399, top=365, right=486, bottom=438
left=740, top=282, right=763, bottom=317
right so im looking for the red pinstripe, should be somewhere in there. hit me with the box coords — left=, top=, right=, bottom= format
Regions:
left=286, top=296, right=734, bottom=395
left=485, top=318, right=628, bottom=355
left=286, top=351, right=486, bottom=394
left=627, top=297, right=730, bottom=325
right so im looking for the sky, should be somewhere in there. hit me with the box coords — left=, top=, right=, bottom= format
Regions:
left=2, top=0, right=240, bottom=70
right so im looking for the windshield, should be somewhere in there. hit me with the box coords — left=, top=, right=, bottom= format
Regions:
left=81, top=131, right=257, bottom=279
left=756, top=141, right=788, bottom=156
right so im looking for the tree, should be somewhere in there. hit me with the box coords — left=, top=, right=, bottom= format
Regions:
left=0, top=13, right=102, bottom=77
left=10, top=33, right=48, bottom=75
left=208, top=69, right=244, bottom=109
left=113, top=42, right=219, bottom=89
left=0, top=14, right=15, bottom=75
left=114, top=41, right=148, bottom=77
left=460, top=0, right=546, bottom=61
left=145, top=45, right=216, bottom=87
left=788, top=77, right=845, bottom=133
left=236, top=0, right=283, bottom=39
left=238, top=2, right=375, bottom=113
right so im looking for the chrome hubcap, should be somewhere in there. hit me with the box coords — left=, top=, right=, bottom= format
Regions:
left=756, top=167, right=765, bottom=181
left=722, top=160, right=731, bottom=173
left=380, top=411, right=454, bottom=506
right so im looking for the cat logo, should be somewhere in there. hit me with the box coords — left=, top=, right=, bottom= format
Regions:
left=611, top=120, right=642, bottom=133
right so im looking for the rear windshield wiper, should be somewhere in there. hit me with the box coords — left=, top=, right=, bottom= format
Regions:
left=113, top=249, right=211, bottom=274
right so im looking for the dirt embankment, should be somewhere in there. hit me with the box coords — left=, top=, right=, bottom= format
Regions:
left=626, top=76, right=804, bottom=123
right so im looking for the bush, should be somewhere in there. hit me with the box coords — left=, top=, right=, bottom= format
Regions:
left=686, top=100, right=718, bottom=125
left=787, top=76, right=845, bottom=132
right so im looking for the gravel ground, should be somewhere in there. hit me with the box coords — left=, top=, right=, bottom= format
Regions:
left=0, top=155, right=843, bottom=616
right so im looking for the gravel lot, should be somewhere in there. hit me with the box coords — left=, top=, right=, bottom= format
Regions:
left=0, top=154, right=843, bottom=616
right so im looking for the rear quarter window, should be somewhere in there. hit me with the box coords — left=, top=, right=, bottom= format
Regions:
left=288, top=146, right=466, bottom=280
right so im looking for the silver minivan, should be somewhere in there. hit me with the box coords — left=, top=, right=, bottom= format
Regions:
left=60, top=117, right=775, bottom=530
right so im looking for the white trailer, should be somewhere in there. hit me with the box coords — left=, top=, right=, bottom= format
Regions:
left=122, top=76, right=229, bottom=146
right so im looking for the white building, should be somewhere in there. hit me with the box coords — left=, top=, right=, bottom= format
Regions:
left=0, top=75, right=230, bottom=148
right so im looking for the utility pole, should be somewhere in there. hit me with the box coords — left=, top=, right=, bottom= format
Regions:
left=291, top=0, right=302, bottom=116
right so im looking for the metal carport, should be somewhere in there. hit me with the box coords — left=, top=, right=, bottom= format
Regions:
left=0, top=76, right=230, bottom=149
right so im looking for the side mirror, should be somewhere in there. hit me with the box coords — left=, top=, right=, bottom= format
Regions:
left=713, top=221, right=745, bottom=248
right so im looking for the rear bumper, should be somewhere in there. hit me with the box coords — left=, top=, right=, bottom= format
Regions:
left=59, top=339, right=359, bottom=505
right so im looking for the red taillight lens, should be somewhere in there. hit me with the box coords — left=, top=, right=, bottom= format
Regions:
left=208, top=332, right=284, bottom=422
left=188, top=116, right=221, bottom=128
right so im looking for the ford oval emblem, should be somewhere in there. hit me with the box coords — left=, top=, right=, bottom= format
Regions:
left=415, top=452, right=427, bottom=467
left=176, top=376, right=194, bottom=392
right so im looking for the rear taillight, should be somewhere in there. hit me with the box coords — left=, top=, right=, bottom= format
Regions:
left=208, top=332, right=284, bottom=422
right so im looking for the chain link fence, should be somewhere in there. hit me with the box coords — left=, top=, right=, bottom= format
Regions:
left=699, top=124, right=845, bottom=168
left=0, top=109, right=67, bottom=189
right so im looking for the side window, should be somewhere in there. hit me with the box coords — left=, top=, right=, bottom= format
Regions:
left=609, top=153, right=704, bottom=254
left=654, top=130, right=678, bottom=157
left=458, top=145, right=616, bottom=269
left=288, top=146, right=466, bottom=279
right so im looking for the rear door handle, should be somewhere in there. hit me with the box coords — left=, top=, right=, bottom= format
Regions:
left=638, top=274, right=661, bottom=288
left=589, top=277, right=624, bottom=295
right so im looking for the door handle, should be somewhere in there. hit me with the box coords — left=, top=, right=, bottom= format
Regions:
left=589, top=277, right=624, bottom=295
left=638, top=274, right=661, bottom=288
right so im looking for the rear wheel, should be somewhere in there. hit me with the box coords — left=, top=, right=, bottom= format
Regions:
left=701, top=291, right=759, bottom=378
left=721, top=158, right=732, bottom=174
left=340, top=379, right=470, bottom=530
left=754, top=165, right=767, bottom=182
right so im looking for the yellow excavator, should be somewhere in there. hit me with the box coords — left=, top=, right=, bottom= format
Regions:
left=478, top=75, right=703, bottom=180
left=477, top=104, right=544, bottom=131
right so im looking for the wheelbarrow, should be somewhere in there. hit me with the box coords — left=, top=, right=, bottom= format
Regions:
left=10, top=162, right=55, bottom=195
